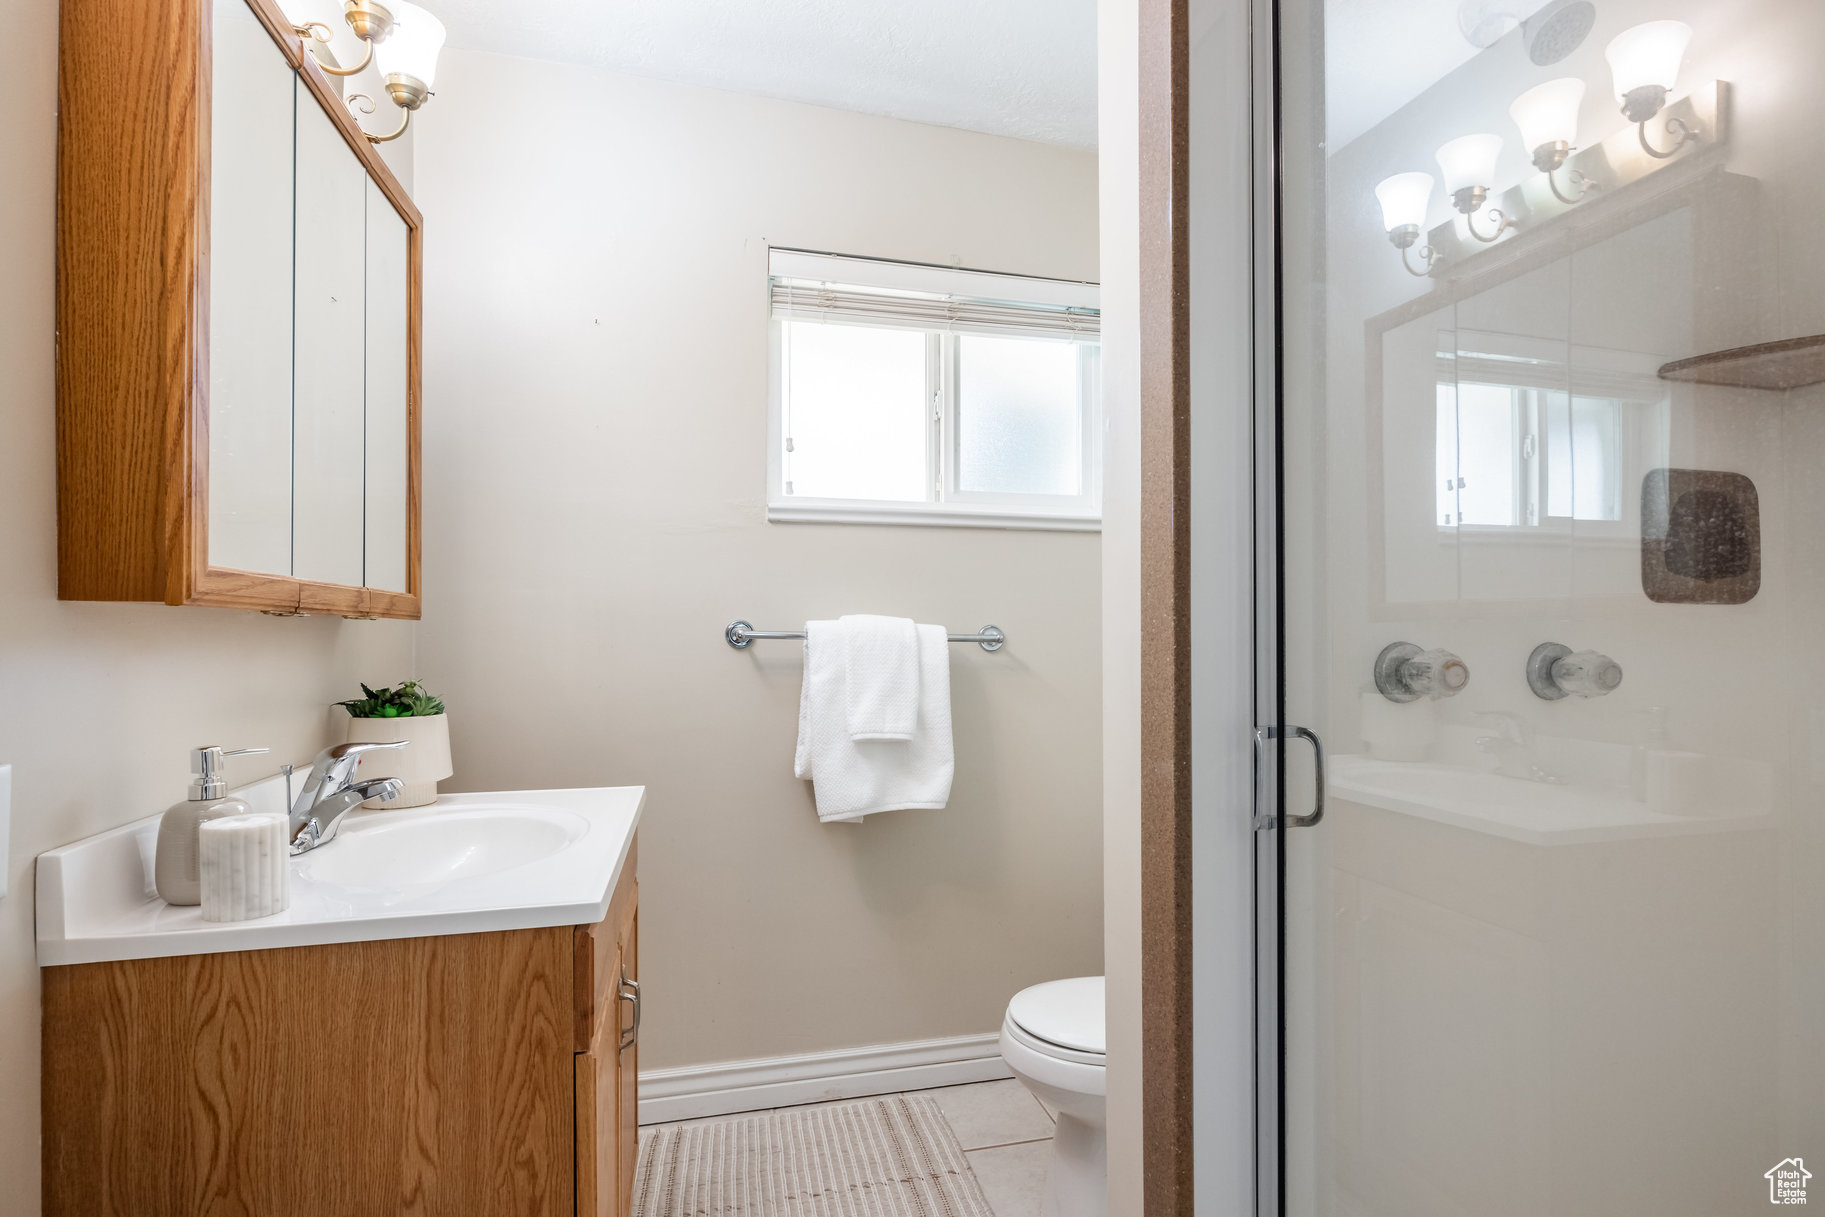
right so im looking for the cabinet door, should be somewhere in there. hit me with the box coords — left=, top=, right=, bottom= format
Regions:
left=365, top=179, right=411, bottom=594
left=292, top=86, right=367, bottom=589
left=206, top=0, right=294, bottom=576
left=618, top=909, right=638, bottom=1217
left=576, top=941, right=623, bottom=1217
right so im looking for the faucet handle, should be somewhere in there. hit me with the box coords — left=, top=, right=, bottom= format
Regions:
left=1528, top=642, right=1623, bottom=700
left=1374, top=641, right=1470, bottom=702
left=324, top=739, right=409, bottom=759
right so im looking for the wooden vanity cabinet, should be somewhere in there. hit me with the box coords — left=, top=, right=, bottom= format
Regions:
left=41, top=845, right=638, bottom=1217
left=56, top=0, right=422, bottom=618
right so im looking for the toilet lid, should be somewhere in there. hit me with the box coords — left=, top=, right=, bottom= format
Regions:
left=1008, top=976, right=1104, bottom=1056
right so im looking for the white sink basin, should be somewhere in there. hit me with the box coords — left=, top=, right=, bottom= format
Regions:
left=296, top=804, right=587, bottom=891
left=36, top=783, right=644, bottom=965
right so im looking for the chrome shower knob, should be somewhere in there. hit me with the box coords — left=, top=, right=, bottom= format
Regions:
left=1374, top=642, right=1471, bottom=703
left=1527, top=642, right=1623, bottom=700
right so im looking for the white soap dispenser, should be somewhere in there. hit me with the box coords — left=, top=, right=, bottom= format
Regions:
left=154, top=745, right=270, bottom=906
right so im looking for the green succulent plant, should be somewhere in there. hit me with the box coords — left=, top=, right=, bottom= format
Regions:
left=337, top=680, right=446, bottom=718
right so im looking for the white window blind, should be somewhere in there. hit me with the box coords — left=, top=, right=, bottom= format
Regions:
left=768, top=249, right=1100, bottom=342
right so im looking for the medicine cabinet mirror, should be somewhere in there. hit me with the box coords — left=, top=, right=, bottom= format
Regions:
left=57, top=0, right=421, bottom=618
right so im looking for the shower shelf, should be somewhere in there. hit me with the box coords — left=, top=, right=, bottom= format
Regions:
left=1658, top=335, right=1825, bottom=391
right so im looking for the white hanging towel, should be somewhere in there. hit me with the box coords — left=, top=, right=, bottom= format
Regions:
left=841, top=614, right=921, bottom=740
left=795, top=619, right=954, bottom=823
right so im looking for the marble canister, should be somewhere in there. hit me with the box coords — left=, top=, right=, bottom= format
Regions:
left=199, top=812, right=290, bottom=922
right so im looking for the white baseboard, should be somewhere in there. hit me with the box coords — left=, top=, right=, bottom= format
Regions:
left=638, top=1032, right=1012, bottom=1125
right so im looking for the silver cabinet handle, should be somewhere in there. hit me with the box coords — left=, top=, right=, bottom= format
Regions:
left=618, top=967, right=640, bottom=1053
left=1256, top=724, right=1326, bottom=829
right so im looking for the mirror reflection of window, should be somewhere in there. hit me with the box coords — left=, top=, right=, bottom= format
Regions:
left=1436, top=382, right=1520, bottom=527
left=1435, top=353, right=1647, bottom=532
left=1545, top=394, right=1623, bottom=522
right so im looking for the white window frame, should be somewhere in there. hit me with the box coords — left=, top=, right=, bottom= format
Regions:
left=766, top=248, right=1102, bottom=532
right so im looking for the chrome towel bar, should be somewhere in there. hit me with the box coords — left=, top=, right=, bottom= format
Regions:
left=724, top=620, right=1005, bottom=652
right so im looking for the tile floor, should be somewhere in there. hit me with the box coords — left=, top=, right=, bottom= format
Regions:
left=643, top=1079, right=1056, bottom=1216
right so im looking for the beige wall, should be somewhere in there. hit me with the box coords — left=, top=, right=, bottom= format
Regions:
left=412, top=49, right=1104, bottom=1070
left=0, top=3, right=417, bottom=1207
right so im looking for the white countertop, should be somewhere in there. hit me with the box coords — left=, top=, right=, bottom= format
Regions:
left=36, top=778, right=643, bottom=966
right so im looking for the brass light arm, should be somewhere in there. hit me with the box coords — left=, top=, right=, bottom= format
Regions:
left=1387, top=224, right=1441, bottom=278
left=312, top=38, right=375, bottom=77
left=293, top=22, right=375, bottom=77
left=1400, top=243, right=1441, bottom=277
left=1449, top=186, right=1514, bottom=244
left=1530, top=141, right=1598, bottom=205
left=1546, top=167, right=1598, bottom=205
left=1465, top=207, right=1514, bottom=243
left=1638, top=115, right=1698, bottom=160
left=347, top=93, right=412, bottom=143
left=292, top=2, right=395, bottom=77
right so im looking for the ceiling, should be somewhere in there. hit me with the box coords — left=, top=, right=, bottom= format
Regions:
left=1323, top=0, right=1601, bottom=151
left=431, top=0, right=1099, bottom=149
left=1324, top=0, right=1492, bottom=150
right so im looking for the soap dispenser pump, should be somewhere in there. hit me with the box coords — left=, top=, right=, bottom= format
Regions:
left=154, top=746, right=269, bottom=906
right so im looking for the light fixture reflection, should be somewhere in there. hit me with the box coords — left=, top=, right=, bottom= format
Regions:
left=1605, top=20, right=1697, bottom=158
left=1375, top=172, right=1442, bottom=277
left=1435, top=134, right=1514, bottom=243
left=1510, top=77, right=1596, bottom=203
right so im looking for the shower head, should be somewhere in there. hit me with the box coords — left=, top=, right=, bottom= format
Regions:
left=1457, top=0, right=1596, bottom=62
left=1522, top=0, right=1596, bottom=65
left=1457, top=0, right=1523, bottom=49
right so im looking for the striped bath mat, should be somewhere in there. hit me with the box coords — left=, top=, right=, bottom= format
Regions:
left=634, top=1093, right=997, bottom=1217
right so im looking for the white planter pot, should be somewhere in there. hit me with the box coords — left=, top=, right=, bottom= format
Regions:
left=344, top=713, right=453, bottom=808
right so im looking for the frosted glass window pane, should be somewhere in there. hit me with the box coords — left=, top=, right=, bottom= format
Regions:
left=1452, top=382, right=1517, bottom=526
left=784, top=321, right=929, bottom=502
left=1436, top=384, right=1458, bottom=525
left=956, top=335, right=1082, bottom=496
left=1547, top=393, right=1622, bottom=521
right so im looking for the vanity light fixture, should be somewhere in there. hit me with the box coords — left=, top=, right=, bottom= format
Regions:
left=292, top=1, right=397, bottom=77
left=1375, top=172, right=1443, bottom=276
left=1605, top=19, right=1697, bottom=158
left=1435, top=133, right=1515, bottom=242
left=345, top=1, right=447, bottom=143
left=1510, top=77, right=1598, bottom=203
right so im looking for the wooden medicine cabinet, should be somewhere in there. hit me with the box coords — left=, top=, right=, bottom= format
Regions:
left=57, top=0, right=422, bottom=618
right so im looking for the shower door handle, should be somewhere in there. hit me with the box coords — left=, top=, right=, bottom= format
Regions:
left=1255, top=724, right=1326, bottom=829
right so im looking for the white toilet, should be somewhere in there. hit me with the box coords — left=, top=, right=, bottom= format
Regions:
left=998, top=976, right=1107, bottom=1217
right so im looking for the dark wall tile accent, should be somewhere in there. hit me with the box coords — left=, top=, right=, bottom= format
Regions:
left=1641, top=468, right=1760, bottom=604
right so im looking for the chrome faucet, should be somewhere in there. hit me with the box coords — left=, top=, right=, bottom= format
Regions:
left=288, top=741, right=409, bottom=855
left=1474, top=711, right=1563, bottom=784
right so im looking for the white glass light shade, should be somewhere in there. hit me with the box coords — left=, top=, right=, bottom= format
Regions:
left=1374, top=172, right=1434, bottom=232
left=1510, top=77, right=1585, bottom=153
left=1435, top=134, right=1504, bottom=195
left=1605, top=20, right=1691, bottom=100
left=374, top=1, right=446, bottom=86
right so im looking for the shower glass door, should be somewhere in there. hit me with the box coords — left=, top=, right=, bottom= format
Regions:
left=1264, top=0, right=1825, bottom=1212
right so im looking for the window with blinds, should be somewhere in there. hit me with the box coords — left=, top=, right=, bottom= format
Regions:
left=766, top=248, right=1102, bottom=530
